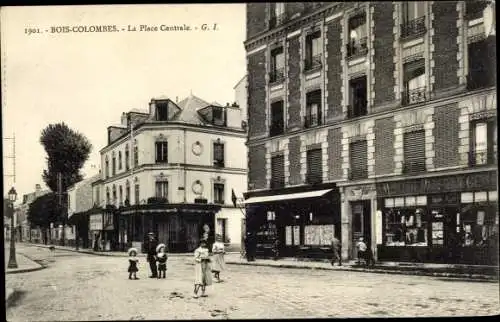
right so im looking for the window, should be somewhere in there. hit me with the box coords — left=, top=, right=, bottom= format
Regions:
left=269, top=3, right=286, bottom=28
left=401, top=2, right=426, bottom=39
left=348, top=76, right=367, bottom=118
left=403, top=130, right=426, bottom=174
left=213, top=142, right=225, bottom=167
left=270, top=47, right=285, bottom=83
left=119, top=186, right=123, bottom=206
left=305, top=31, right=322, bottom=71
left=156, top=101, right=169, bottom=121
left=112, top=185, right=117, bottom=206
left=469, top=119, right=496, bottom=166
left=105, top=157, right=110, bottom=178
left=212, top=106, right=227, bottom=126
left=125, top=145, right=130, bottom=171
left=465, top=0, right=488, bottom=21
left=134, top=183, right=140, bottom=205
left=306, top=148, right=323, bottom=184
left=125, top=181, right=130, bottom=206
left=271, top=154, right=285, bottom=189
left=347, top=14, right=368, bottom=58
left=383, top=198, right=428, bottom=247
left=214, top=183, right=225, bottom=204
left=402, top=59, right=426, bottom=105
left=467, top=38, right=496, bottom=90
left=217, top=218, right=228, bottom=243
left=95, top=186, right=100, bottom=206
left=118, top=151, right=122, bottom=170
left=305, top=90, right=322, bottom=128
left=155, top=141, right=168, bottom=163
left=155, top=181, right=168, bottom=200
left=112, top=154, right=116, bottom=176
left=349, top=140, right=368, bottom=180
left=133, top=141, right=139, bottom=167
left=270, top=100, right=285, bottom=136
left=106, top=187, right=110, bottom=205
left=460, top=191, right=498, bottom=247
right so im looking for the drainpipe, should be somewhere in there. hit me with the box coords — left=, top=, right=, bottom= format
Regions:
left=183, top=128, right=187, bottom=203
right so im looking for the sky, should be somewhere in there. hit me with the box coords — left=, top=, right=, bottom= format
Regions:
left=1, top=4, right=246, bottom=202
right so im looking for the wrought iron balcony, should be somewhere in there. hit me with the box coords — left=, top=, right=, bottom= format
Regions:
left=402, top=86, right=427, bottom=106
left=348, top=168, right=368, bottom=180
left=213, top=159, right=225, bottom=168
left=467, top=73, right=496, bottom=91
left=400, top=16, right=427, bottom=39
left=346, top=37, right=368, bottom=58
left=270, top=179, right=285, bottom=189
left=269, top=68, right=285, bottom=84
left=346, top=102, right=368, bottom=119
left=402, top=160, right=427, bottom=174
left=269, top=121, right=285, bottom=137
left=269, top=13, right=288, bottom=29
left=304, top=114, right=321, bottom=128
left=148, top=197, right=168, bottom=204
left=304, top=54, right=322, bottom=71
left=468, top=150, right=497, bottom=167
left=306, top=173, right=323, bottom=185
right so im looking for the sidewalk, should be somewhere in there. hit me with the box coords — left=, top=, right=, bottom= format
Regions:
left=4, top=249, right=45, bottom=275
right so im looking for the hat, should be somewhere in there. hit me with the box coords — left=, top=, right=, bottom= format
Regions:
left=156, top=243, right=166, bottom=253
left=148, top=232, right=154, bottom=235
left=128, top=247, right=138, bottom=256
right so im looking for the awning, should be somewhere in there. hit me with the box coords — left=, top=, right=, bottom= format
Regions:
left=243, top=189, right=333, bottom=205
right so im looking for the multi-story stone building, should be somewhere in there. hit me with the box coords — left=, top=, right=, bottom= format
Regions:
left=93, top=94, right=247, bottom=252
left=244, top=1, right=497, bottom=264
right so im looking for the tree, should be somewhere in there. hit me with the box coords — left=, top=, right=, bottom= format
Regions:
left=40, top=123, right=92, bottom=245
left=27, top=193, right=61, bottom=244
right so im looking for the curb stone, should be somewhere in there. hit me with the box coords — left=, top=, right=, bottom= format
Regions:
left=5, top=253, right=46, bottom=275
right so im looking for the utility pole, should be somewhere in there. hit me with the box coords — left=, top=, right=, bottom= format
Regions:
left=4, top=133, right=16, bottom=241
left=57, top=172, right=66, bottom=246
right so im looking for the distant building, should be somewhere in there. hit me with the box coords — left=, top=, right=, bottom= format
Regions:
left=13, top=184, right=50, bottom=242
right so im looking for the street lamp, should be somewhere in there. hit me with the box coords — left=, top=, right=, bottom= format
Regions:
left=7, top=186, right=18, bottom=269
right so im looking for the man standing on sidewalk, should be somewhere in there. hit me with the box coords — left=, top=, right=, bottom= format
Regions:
left=331, top=236, right=342, bottom=266
left=146, top=232, right=158, bottom=278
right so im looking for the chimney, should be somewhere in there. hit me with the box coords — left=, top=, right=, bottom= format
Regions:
left=176, top=96, right=178, bottom=103
left=226, top=102, right=230, bottom=107
left=35, top=184, right=41, bottom=192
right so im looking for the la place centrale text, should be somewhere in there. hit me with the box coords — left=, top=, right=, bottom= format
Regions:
left=43, top=24, right=214, bottom=34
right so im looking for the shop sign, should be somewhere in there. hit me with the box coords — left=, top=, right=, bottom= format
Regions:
left=346, top=184, right=376, bottom=200
left=376, top=172, right=497, bottom=197
left=89, top=214, right=103, bottom=231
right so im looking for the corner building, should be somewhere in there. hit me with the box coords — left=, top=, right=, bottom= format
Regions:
left=244, top=1, right=497, bottom=264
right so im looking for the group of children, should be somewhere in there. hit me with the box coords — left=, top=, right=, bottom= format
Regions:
left=127, top=243, right=168, bottom=280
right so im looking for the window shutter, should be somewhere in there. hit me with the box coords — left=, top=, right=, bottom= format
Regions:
left=403, top=130, right=426, bottom=173
left=306, top=148, right=323, bottom=184
left=349, top=140, right=368, bottom=179
left=403, top=59, right=425, bottom=82
left=271, top=155, right=285, bottom=188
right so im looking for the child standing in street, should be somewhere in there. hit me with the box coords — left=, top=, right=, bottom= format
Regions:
left=193, top=240, right=212, bottom=298
left=211, top=235, right=226, bottom=282
left=156, top=243, right=168, bottom=279
left=127, top=248, right=139, bottom=280
left=356, top=237, right=367, bottom=265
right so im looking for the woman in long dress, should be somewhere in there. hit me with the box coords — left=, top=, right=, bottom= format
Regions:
left=211, top=235, right=226, bottom=282
left=193, top=240, right=212, bottom=298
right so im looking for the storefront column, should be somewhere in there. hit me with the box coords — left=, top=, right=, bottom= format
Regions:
left=370, top=198, right=378, bottom=261
left=340, top=189, right=351, bottom=261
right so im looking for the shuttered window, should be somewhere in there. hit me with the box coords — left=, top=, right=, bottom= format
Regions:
left=403, top=130, right=426, bottom=174
left=306, top=148, right=323, bottom=184
left=271, top=154, right=285, bottom=189
left=349, top=140, right=368, bottom=180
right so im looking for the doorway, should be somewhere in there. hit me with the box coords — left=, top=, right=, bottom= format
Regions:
left=351, top=200, right=371, bottom=259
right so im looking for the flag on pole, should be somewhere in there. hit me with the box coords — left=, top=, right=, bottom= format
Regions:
left=231, top=189, right=238, bottom=208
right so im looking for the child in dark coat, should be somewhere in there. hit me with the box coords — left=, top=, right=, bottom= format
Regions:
left=156, top=243, right=168, bottom=279
left=127, top=248, right=139, bottom=280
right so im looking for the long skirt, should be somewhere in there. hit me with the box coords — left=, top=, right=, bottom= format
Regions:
left=194, top=260, right=212, bottom=286
left=211, top=253, right=226, bottom=272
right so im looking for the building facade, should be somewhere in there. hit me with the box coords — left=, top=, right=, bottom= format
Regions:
left=244, top=1, right=497, bottom=264
left=13, top=184, right=50, bottom=242
left=93, top=94, right=248, bottom=252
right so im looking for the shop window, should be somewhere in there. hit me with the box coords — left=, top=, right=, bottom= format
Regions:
left=347, top=76, right=367, bottom=118
left=305, top=90, right=322, bottom=128
left=469, top=119, right=496, bottom=166
left=118, top=151, right=122, bottom=170
left=285, top=225, right=301, bottom=246
left=270, top=100, right=285, bottom=136
left=400, top=2, right=426, bottom=39
left=347, top=13, right=368, bottom=58
left=467, top=37, right=496, bottom=90
left=217, top=218, right=228, bottom=243
left=214, top=183, right=225, bottom=204
left=270, top=154, right=285, bottom=189
left=402, top=59, right=426, bottom=106
left=403, top=130, right=426, bottom=174
left=267, top=211, right=276, bottom=221
left=349, top=140, right=368, bottom=180
left=459, top=191, right=498, bottom=247
left=304, top=224, right=335, bottom=246
left=304, top=31, right=322, bottom=71
left=134, top=183, right=140, bottom=205
left=383, top=196, right=428, bottom=246
left=155, top=141, right=168, bottom=163
left=269, top=47, right=285, bottom=84
left=269, top=3, right=286, bottom=28
left=213, top=141, right=225, bottom=167
left=155, top=181, right=168, bottom=200
left=156, top=101, right=169, bottom=121
left=306, top=148, right=323, bottom=184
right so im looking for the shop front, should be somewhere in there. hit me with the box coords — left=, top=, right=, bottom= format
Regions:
left=376, top=170, right=498, bottom=265
left=67, top=211, right=90, bottom=249
left=243, top=183, right=341, bottom=260
left=119, top=203, right=221, bottom=253
left=88, top=206, right=118, bottom=251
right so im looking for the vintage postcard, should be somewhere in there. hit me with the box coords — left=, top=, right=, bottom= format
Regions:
left=2, top=2, right=498, bottom=321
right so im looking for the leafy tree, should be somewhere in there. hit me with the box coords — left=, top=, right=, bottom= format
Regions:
left=27, top=193, right=62, bottom=244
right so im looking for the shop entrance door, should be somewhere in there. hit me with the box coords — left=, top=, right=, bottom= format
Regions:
left=351, top=200, right=371, bottom=259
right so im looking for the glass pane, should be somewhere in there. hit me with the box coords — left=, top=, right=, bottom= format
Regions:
left=385, top=198, right=394, bottom=207
left=475, top=191, right=488, bottom=202
left=416, top=195, right=427, bottom=205
left=488, top=191, right=498, bottom=201
left=475, top=123, right=488, bottom=151
left=353, top=213, right=362, bottom=233
left=394, top=197, right=405, bottom=207
left=406, top=196, right=416, bottom=206
left=415, top=2, right=425, bottom=18
left=312, top=37, right=321, bottom=56
left=461, top=192, right=474, bottom=203
left=276, top=52, right=285, bottom=69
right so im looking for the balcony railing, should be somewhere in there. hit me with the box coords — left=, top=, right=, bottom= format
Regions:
left=402, top=160, right=426, bottom=174
left=304, top=114, right=321, bottom=128
left=402, top=86, right=427, bottom=106
left=465, top=1, right=488, bottom=20
left=348, top=168, right=368, bottom=180
left=304, top=54, right=322, bottom=71
left=306, top=173, right=323, bottom=185
left=270, top=121, right=285, bottom=137
left=270, top=179, right=285, bottom=189
left=213, top=159, right=225, bottom=168
left=467, top=73, right=496, bottom=91
left=148, top=197, right=168, bottom=204
left=269, top=13, right=288, bottom=29
left=468, top=150, right=497, bottom=167
left=347, top=102, right=368, bottom=119
left=269, top=68, right=285, bottom=84
left=346, top=37, right=368, bottom=58
left=400, top=16, right=427, bottom=39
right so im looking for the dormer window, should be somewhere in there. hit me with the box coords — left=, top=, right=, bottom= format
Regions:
left=212, top=106, right=227, bottom=126
left=156, top=101, right=169, bottom=121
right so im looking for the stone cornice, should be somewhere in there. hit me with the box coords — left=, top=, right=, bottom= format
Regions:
left=244, top=2, right=352, bottom=52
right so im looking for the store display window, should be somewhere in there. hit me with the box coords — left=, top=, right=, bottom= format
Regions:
left=459, top=191, right=498, bottom=247
left=383, top=196, right=428, bottom=246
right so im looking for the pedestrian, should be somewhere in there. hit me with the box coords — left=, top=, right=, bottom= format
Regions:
left=211, top=234, right=226, bottom=282
left=156, top=243, right=168, bottom=279
left=272, top=238, right=280, bottom=260
left=364, top=239, right=375, bottom=267
left=146, top=232, right=159, bottom=278
left=356, top=237, right=367, bottom=265
left=127, top=247, right=139, bottom=280
left=330, top=236, right=342, bottom=266
left=193, top=240, right=212, bottom=298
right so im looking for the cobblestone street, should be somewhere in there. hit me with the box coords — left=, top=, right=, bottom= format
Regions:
left=5, top=244, right=500, bottom=320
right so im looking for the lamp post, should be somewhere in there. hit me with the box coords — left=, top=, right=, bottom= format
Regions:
left=7, top=187, right=18, bottom=269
